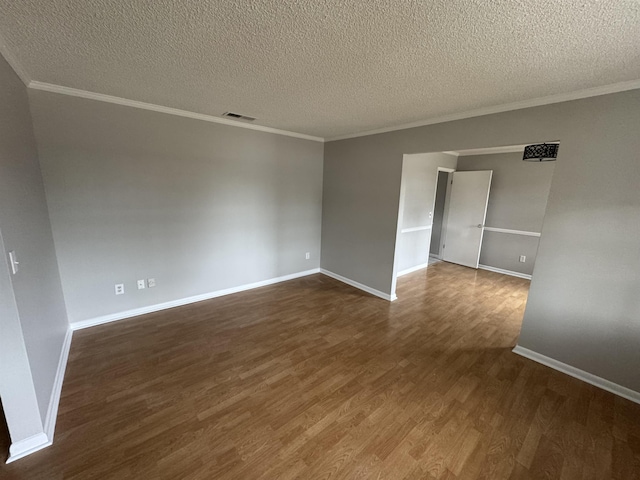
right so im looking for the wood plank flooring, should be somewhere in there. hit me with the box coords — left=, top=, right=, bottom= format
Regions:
left=2, top=262, right=639, bottom=479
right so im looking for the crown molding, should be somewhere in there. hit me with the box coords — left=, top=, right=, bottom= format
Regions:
left=28, top=81, right=325, bottom=143
left=327, top=79, right=640, bottom=142
left=0, top=32, right=31, bottom=85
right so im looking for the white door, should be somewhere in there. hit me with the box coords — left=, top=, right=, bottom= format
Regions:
left=442, top=171, right=492, bottom=268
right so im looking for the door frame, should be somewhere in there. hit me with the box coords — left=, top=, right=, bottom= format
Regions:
left=430, top=167, right=456, bottom=260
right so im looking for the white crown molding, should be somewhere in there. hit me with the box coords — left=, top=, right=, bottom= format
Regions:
left=478, top=264, right=532, bottom=280
left=320, top=268, right=396, bottom=301
left=71, top=268, right=321, bottom=330
left=513, top=345, right=640, bottom=405
left=0, top=31, right=31, bottom=85
left=28, top=81, right=324, bottom=143
left=327, top=80, right=640, bottom=142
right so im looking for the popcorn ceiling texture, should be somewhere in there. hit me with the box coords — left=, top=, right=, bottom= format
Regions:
left=0, top=0, right=639, bottom=138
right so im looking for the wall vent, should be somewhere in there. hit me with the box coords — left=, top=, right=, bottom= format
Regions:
left=222, top=112, right=256, bottom=122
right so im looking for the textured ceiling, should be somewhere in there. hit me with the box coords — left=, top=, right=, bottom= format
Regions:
left=1, top=0, right=639, bottom=139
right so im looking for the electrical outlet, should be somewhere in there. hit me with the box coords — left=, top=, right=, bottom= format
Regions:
left=137, top=279, right=146, bottom=290
left=305, top=252, right=310, bottom=260
left=115, top=283, right=125, bottom=295
left=147, top=278, right=156, bottom=288
left=519, top=255, right=526, bottom=263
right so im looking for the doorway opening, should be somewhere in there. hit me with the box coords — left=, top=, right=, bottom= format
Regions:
left=391, top=142, right=559, bottom=300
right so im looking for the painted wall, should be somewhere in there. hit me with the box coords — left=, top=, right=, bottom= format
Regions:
left=322, top=89, right=640, bottom=392
left=0, top=56, right=68, bottom=443
left=29, top=90, right=324, bottom=324
left=457, top=151, right=555, bottom=275
left=396, top=152, right=457, bottom=273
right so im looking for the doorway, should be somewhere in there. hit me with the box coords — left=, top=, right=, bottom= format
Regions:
left=392, top=143, right=558, bottom=299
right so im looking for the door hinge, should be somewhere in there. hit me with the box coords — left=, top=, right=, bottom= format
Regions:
left=443, top=244, right=445, bottom=249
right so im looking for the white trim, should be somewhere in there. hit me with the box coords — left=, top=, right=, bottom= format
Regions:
left=71, top=268, right=321, bottom=330
left=327, top=80, right=640, bottom=141
left=7, top=433, right=50, bottom=464
left=0, top=32, right=30, bottom=85
left=478, top=264, right=532, bottom=280
left=401, top=225, right=431, bottom=233
left=437, top=166, right=456, bottom=173
left=429, top=253, right=441, bottom=260
left=320, top=269, right=396, bottom=302
left=43, top=327, right=73, bottom=442
left=513, top=345, right=640, bottom=405
left=397, top=263, right=429, bottom=277
left=484, top=227, right=541, bottom=237
left=28, top=82, right=324, bottom=143
left=453, top=144, right=531, bottom=156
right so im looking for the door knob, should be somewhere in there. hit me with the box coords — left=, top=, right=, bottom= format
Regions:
left=477, top=224, right=484, bottom=228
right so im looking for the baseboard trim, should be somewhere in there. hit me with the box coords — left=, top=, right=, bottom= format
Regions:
left=43, top=327, right=73, bottom=441
left=320, top=269, right=396, bottom=301
left=478, top=264, right=532, bottom=280
left=397, top=263, right=429, bottom=277
left=513, top=345, right=640, bottom=405
left=429, top=254, right=441, bottom=260
left=71, top=268, right=321, bottom=330
left=7, top=433, right=51, bottom=464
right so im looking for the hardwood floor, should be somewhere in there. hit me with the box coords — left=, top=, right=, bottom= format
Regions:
left=2, top=262, right=639, bottom=479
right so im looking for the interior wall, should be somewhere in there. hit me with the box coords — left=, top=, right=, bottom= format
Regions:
left=29, top=90, right=324, bottom=324
left=0, top=56, right=68, bottom=443
left=322, top=89, right=640, bottom=393
left=396, top=153, right=457, bottom=274
left=457, top=151, right=555, bottom=275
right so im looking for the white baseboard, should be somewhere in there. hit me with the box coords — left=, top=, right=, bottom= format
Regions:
left=513, top=345, right=640, bottom=405
left=478, top=264, right=532, bottom=280
left=320, top=269, right=396, bottom=301
left=44, top=327, right=73, bottom=440
left=71, top=268, right=321, bottom=330
left=6, top=327, right=73, bottom=464
left=397, top=263, right=429, bottom=277
left=7, top=433, right=51, bottom=464
left=429, top=254, right=441, bottom=260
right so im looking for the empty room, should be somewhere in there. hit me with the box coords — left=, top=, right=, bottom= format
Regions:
left=1, top=1, right=639, bottom=479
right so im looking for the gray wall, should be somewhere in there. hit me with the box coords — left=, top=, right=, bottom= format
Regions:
left=457, top=151, right=555, bottom=275
left=430, top=171, right=449, bottom=257
left=0, top=55, right=68, bottom=441
left=322, top=89, right=640, bottom=392
left=396, top=153, right=457, bottom=273
left=29, top=90, right=324, bottom=324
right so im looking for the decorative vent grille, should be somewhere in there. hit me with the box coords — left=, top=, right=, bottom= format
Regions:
left=222, top=112, right=256, bottom=122
left=523, top=143, right=559, bottom=162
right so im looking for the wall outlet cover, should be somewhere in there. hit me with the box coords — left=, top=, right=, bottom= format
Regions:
left=137, top=279, right=146, bottom=289
left=519, top=255, right=526, bottom=263
left=305, top=252, right=311, bottom=260
left=115, top=283, right=125, bottom=295
left=147, top=278, right=156, bottom=288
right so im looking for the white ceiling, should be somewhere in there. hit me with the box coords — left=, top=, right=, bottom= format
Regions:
left=1, top=1, right=639, bottom=140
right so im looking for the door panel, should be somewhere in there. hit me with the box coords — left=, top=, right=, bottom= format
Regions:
left=442, top=171, right=492, bottom=268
